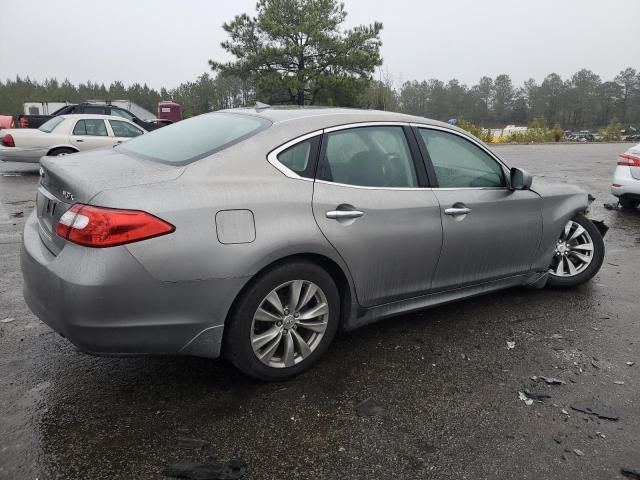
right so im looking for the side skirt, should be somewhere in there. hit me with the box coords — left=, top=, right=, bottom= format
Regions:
left=344, top=272, right=544, bottom=331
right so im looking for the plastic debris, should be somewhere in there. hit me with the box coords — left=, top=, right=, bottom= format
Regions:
left=355, top=398, right=385, bottom=417
left=162, top=460, right=246, bottom=480
left=538, top=376, right=566, bottom=385
left=524, top=390, right=551, bottom=401
left=627, top=362, right=635, bottom=367
left=506, top=341, right=516, bottom=350
left=570, top=402, right=619, bottom=421
left=1, top=318, right=15, bottom=323
left=621, top=467, right=640, bottom=479
left=614, top=380, right=625, bottom=385
left=518, top=392, right=533, bottom=406
left=573, top=449, right=584, bottom=457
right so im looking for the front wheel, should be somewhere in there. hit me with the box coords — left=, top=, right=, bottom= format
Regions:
left=547, top=214, right=605, bottom=289
left=223, top=261, right=340, bottom=381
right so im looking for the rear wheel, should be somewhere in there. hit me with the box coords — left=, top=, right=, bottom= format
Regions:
left=224, top=261, right=340, bottom=381
left=547, top=214, right=604, bottom=288
left=47, top=147, right=76, bottom=157
left=619, top=197, right=640, bottom=209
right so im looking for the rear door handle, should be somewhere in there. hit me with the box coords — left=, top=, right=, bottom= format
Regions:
left=444, top=207, right=471, bottom=216
left=75, top=138, right=84, bottom=142
left=326, top=210, right=364, bottom=220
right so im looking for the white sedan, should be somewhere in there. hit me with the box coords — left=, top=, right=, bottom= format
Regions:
left=611, top=142, right=640, bottom=209
left=0, top=114, right=146, bottom=163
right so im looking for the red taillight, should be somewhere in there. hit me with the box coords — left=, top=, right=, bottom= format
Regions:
left=55, top=204, right=175, bottom=248
left=1, top=134, right=15, bottom=147
left=618, top=153, right=640, bottom=167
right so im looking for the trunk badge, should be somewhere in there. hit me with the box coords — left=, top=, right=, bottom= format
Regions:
left=62, top=190, right=75, bottom=201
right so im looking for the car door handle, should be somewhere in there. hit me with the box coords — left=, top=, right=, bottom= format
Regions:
left=75, top=138, right=84, bottom=142
left=444, top=207, right=472, bottom=216
left=326, top=210, right=365, bottom=220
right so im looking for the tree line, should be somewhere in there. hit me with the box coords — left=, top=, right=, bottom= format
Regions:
left=0, top=0, right=637, bottom=130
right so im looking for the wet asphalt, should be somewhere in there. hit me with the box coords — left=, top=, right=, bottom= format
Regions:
left=0, top=143, right=638, bottom=480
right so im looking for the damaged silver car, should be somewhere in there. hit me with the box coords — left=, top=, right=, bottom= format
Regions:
left=21, top=107, right=606, bottom=380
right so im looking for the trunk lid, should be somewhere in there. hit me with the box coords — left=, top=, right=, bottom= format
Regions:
left=37, top=148, right=185, bottom=255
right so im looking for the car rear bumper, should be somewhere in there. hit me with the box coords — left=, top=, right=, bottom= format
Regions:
left=0, top=146, right=46, bottom=163
left=21, top=210, right=247, bottom=359
left=611, top=165, right=640, bottom=198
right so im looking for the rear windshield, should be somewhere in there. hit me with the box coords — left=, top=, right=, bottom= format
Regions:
left=117, top=112, right=271, bottom=164
left=38, top=116, right=65, bottom=133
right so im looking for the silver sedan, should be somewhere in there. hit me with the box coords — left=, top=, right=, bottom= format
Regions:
left=21, top=107, right=606, bottom=380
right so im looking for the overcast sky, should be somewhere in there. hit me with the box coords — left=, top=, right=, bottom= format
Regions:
left=0, top=0, right=638, bottom=90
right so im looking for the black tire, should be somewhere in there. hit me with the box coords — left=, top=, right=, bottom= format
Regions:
left=223, top=260, right=340, bottom=381
left=619, top=197, right=640, bottom=209
left=47, top=147, right=76, bottom=157
left=547, top=214, right=605, bottom=289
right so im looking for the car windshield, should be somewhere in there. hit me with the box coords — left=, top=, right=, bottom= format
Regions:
left=118, top=112, right=271, bottom=164
left=38, top=116, right=65, bottom=133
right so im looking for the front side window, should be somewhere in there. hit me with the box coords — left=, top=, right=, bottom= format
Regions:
left=318, top=126, right=418, bottom=188
left=118, top=112, right=270, bottom=164
left=38, top=116, right=65, bottom=133
left=109, top=120, right=144, bottom=138
left=72, top=119, right=108, bottom=136
left=419, top=129, right=505, bottom=188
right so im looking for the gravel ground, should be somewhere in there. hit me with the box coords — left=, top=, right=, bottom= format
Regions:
left=0, top=143, right=638, bottom=480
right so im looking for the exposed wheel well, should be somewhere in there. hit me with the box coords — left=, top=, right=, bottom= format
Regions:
left=224, top=253, right=353, bottom=332
left=47, top=146, right=78, bottom=156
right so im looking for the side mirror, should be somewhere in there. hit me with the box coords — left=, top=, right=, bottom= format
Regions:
left=510, top=167, right=533, bottom=190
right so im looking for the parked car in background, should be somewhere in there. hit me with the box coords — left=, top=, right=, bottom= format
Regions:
left=611, top=142, right=640, bottom=209
left=0, top=114, right=146, bottom=163
left=18, top=103, right=167, bottom=131
left=21, top=107, right=606, bottom=381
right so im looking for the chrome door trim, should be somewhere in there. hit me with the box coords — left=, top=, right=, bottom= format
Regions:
left=266, top=129, right=323, bottom=181
left=444, top=207, right=472, bottom=215
left=323, top=121, right=409, bottom=133
left=315, top=179, right=430, bottom=191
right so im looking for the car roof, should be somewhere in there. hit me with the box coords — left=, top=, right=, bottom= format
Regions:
left=219, top=106, right=461, bottom=132
left=58, top=114, right=136, bottom=122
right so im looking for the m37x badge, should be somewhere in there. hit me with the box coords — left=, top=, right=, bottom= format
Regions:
left=62, top=190, right=75, bottom=201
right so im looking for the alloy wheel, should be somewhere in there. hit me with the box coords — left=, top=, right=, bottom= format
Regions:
left=549, top=220, right=595, bottom=277
left=250, top=280, right=329, bottom=368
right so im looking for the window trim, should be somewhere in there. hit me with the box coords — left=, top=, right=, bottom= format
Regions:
left=411, top=123, right=511, bottom=190
left=266, top=130, right=323, bottom=182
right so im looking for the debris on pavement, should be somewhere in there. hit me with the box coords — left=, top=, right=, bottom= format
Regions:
left=523, top=390, right=551, bottom=401
left=570, top=402, right=620, bottom=421
left=162, top=460, right=246, bottom=480
left=538, top=376, right=566, bottom=385
left=627, top=362, right=635, bottom=367
left=355, top=398, right=385, bottom=417
left=591, top=358, right=601, bottom=369
left=550, top=333, right=564, bottom=339
left=1, top=317, right=15, bottom=323
left=614, top=380, right=625, bottom=385
left=518, top=391, right=533, bottom=406
left=603, top=202, right=619, bottom=210
left=621, top=467, right=640, bottom=479
left=573, top=449, right=584, bottom=457
left=506, top=341, right=516, bottom=350
left=10, top=211, right=23, bottom=218
left=176, top=437, right=210, bottom=449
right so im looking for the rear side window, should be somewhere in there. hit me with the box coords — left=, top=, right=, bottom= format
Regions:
left=118, top=112, right=271, bottom=164
left=318, top=126, right=418, bottom=188
left=82, top=106, right=108, bottom=115
left=38, top=116, right=65, bottom=133
left=73, top=119, right=108, bottom=137
left=73, top=119, right=108, bottom=136
left=275, top=136, right=320, bottom=178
